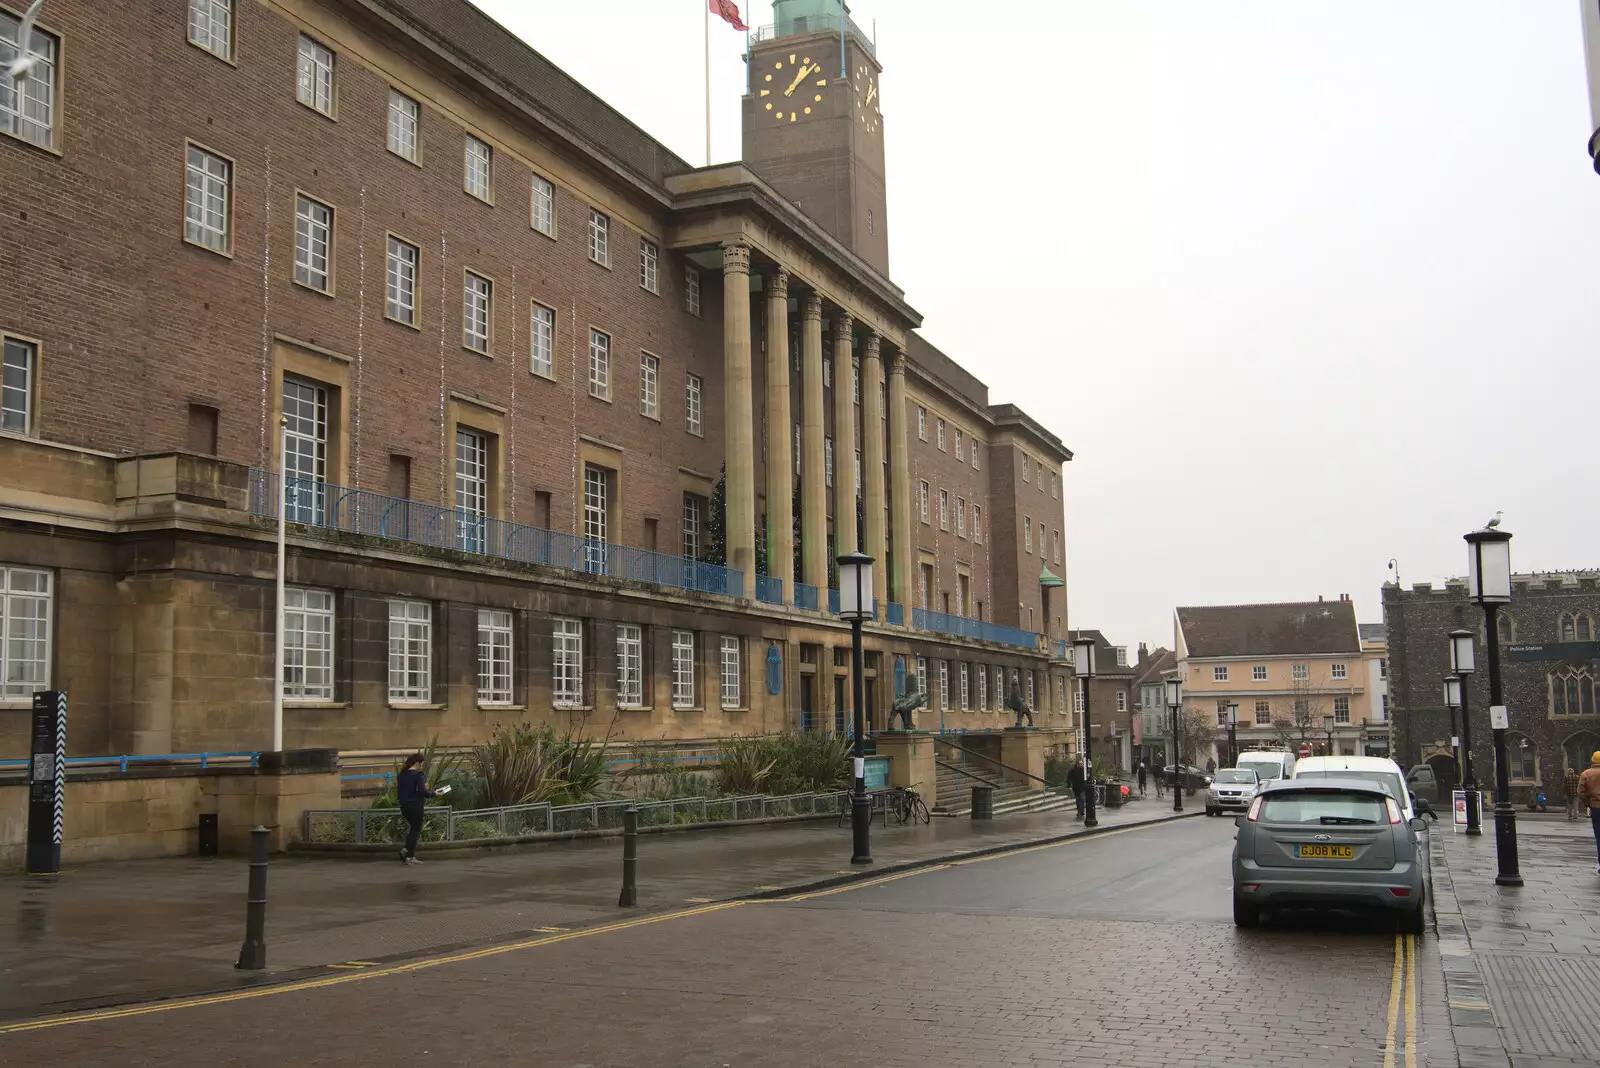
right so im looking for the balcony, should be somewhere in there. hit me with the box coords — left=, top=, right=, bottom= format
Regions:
left=756, top=574, right=784, bottom=606
left=912, top=607, right=1037, bottom=651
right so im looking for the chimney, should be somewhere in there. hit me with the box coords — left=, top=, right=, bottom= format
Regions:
left=1318, top=595, right=1324, bottom=602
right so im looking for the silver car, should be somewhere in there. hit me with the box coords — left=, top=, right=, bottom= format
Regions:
left=1206, top=768, right=1260, bottom=816
left=1231, top=778, right=1427, bottom=933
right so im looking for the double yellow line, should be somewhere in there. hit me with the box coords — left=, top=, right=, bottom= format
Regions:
left=1381, top=933, right=1418, bottom=1068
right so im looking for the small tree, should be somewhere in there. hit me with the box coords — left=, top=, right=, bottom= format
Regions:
left=1178, top=707, right=1216, bottom=767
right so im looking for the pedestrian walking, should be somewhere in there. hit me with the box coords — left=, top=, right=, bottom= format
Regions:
left=1580, top=751, right=1600, bottom=875
left=1565, top=764, right=1582, bottom=821
left=1067, top=758, right=1087, bottom=819
left=397, top=753, right=437, bottom=865
left=1154, top=764, right=1166, bottom=798
left=1137, top=760, right=1148, bottom=798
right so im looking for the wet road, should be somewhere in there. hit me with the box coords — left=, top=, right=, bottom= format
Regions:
left=0, top=817, right=1455, bottom=1067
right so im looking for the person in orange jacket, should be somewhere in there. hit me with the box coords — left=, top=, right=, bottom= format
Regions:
left=1579, top=750, right=1600, bottom=875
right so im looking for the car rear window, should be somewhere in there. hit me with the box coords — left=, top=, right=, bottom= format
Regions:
left=1238, top=760, right=1283, bottom=778
left=1259, top=791, right=1387, bottom=824
left=1214, top=770, right=1255, bottom=784
left=1296, top=770, right=1404, bottom=803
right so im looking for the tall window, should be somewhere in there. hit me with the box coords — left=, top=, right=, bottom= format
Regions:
left=938, top=660, right=950, bottom=710
left=956, top=498, right=966, bottom=537
left=454, top=428, right=487, bottom=549
left=1213, top=665, right=1228, bottom=682
left=1255, top=700, right=1271, bottom=725
left=917, top=407, right=926, bottom=439
left=1052, top=530, right=1061, bottom=563
left=995, top=667, right=1007, bottom=710
left=1549, top=667, right=1597, bottom=717
left=1292, top=663, right=1308, bottom=681
left=282, top=587, right=334, bottom=701
left=553, top=618, right=583, bottom=707
left=959, top=663, right=970, bottom=710
left=2, top=336, right=35, bottom=434
left=588, top=328, right=611, bottom=399
left=825, top=437, right=834, bottom=487
left=972, top=443, right=981, bottom=470
left=583, top=464, right=609, bottom=571
left=588, top=209, right=610, bottom=266
left=294, top=195, right=333, bottom=292
left=1331, top=663, right=1347, bottom=680
left=617, top=624, right=644, bottom=707
left=1561, top=613, right=1593, bottom=642
left=296, top=35, right=335, bottom=115
left=1252, top=665, right=1267, bottom=682
left=387, top=90, right=419, bottom=162
left=682, top=494, right=702, bottom=560
left=672, top=630, right=695, bottom=708
left=188, top=0, right=233, bottom=61
left=530, top=174, right=555, bottom=235
left=1333, top=696, right=1350, bottom=724
left=1505, top=732, right=1536, bottom=781
left=639, top=239, right=659, bottom=293
left=530, top=303, right=555, bottom=377
left=1497, top=614, right=1516, bottom=644
left=684, top=265, right=701, bottom=316
left=1023, top=516, right=1032, bottom=552
left=938, top=490, right=949, bottom=530
left=387, top=600, right=431, bottom=702
left=720, top=636, right=742, bottom=707
left=0, top=7, right=57, bottom=148
left=0, top=566, right=51, bottom=699
left=936, top=419, right=946, bottom=450
left=977, top=664, right=988, bottom=712
left=1116, top=690, right=1127, bottom=712
left=184, top=145, right=231, bottom=253
left=462, top=272, right=492, bottom=352
left=477, top=609, right=513, bottom=705
left=852, top=359, right=859, bottom=403
left=464, top=135, right=492, bottom=200
left=281, top=376, right=327, bottom=523
left=918, top=480, right=930, bottom=523
left=685, top=373, right=703, bottom=436
left=385, top=236, right=418, bottom=326
left=972, top=507, right=982, bottom=542
left=1026, top=673, right=1035, bottom=708
left=639, top=353, right=659, bottom=418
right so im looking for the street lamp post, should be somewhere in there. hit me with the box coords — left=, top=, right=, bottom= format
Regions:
left=1443, top=674, right=1463, bottom=792
left=1323, top=714, right=1335, bottom=757
left=1166, top=677, right=1183, bottom=813
left=1449, top=629, right=1482, bottom=836
left=1225, top=701, right=1239, bottom=768
left=837, top=550, right=875, bottom=866
left=1074, top=635, right=1098, bottom=828
left=1465, top=527, right=1520, bottom=885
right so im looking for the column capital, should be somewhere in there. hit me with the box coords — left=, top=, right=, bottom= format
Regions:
left=889, top=348, right=907, bottom=376
left=768, top=268, right=790, bottom=296
left=863, top=332, right=881, bottom=359
left=835, top=311, right=855, bottom=336
left=722, top=243, right=751, bottom=275
left=801, top=292, right=822, bottom=321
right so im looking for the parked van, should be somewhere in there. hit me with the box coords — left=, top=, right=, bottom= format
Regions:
left=1235, top=749, right=1296, bottom=785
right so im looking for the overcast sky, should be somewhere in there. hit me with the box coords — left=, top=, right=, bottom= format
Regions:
left=476, top=1, right=1600, bottom=651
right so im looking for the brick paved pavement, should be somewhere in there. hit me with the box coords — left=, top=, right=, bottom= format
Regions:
left=0, top=796, right=1187, bottom=1020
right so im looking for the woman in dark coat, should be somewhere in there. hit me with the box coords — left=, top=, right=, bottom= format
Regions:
left=397, top=753, right=436, bottom=864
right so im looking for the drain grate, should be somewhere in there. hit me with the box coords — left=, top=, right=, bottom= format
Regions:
left=1479, top=953, right=1600, bottom=1058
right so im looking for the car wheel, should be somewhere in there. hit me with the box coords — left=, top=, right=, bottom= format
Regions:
left=1205, top=806, right=1216, bottom=817
left=1233, top=894, right=1260, bottom=929
left=1399, top=894, right=1426, bottom=936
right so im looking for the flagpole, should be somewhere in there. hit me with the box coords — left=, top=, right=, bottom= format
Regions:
left=705, top=0, right=712, bottom=166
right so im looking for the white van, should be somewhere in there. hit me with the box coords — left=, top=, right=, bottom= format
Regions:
left=1235, top=750, right=1296, bottom=785
left=1292, top=755, right=1418, bottom=822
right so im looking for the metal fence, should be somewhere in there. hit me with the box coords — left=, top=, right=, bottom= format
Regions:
left=795, top=582, right=819, bottom=611
left=912, top=607, right=1036, bottom=649
left=302, top=790, right=851, bottom=845
left=0, top=751, right=259, bottom=774
left=750, top=13, right=876, bottom=59
left=756, top=574, right=784, bottom=605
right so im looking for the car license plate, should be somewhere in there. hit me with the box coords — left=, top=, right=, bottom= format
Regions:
left=1295, top=844, right=1354, bottom=859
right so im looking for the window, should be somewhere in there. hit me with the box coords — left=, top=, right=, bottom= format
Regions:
left=583, top=463, right=609, bottom=570
left=1074, top=686, right=1085, bottom=714
left=530, top=174, right=555, bottom=236
left=823, top=358, right=833, bottom=389
left=385, top=236, right=418, bottom=325
left=1497, top=614, right=1516, bottom=644
left=553, top=618, right=583, bottom=707
left=995, top=667, right=1006, bottom=710
left=919, top=480, right=930, bottom=523
left=954, top=429, right=963, bottom=458
left=530, top=302, right=555, bottom=377
left=1292, top=663, right=1308, bottom=681
left=293, top=195, right=333, bottom=293
left=917, top=407, right=926, bottom=440
left=794, top=426, right=801, bottom=475
left=616, top=624, right=644, bottom=708
left=720, top=636, right=742, bottom=707
left=0, top=566, right=51, bottom=699
left=282, top=376, right=328, bottom=522
left=972, top=507, right=982, bottom=543
left=1213, top=665, right=1228, bottom=682
left=1562, top=613, right=1593, bottom=642
left=477, top=609, right=513, bottom=705
left=682, top=494, right=702, bottom=560
left=588, top=329, right=611, bottom=399
left=1333, top=696, right=1350, bottom=724
left=387, top=90, right=419, bottom=162
left=1022, top=457, right=1031, bottom=483
left=639, top=353, right=659, bottom=419
left=680, top=262, right=703, bottom=315
left=1331, top=663, right=1347, bottom=680
left=588, top=209, right=610, bottom=266
left=854, top=451, right=862, bottom=494
left=852, top=359, right=859, bottom=403
left=671, top=630, right=695, bottom=708
left=1549, top=667, right=1597, bottom=718
left=454, top=429, right=488, bottom=549
left=939, top=660, right=950, bottom=710
left=685, top=373, right=703, bottom=436
left=1115, top=647, right=1128, bottom=667
left=462, top=272, right=491, bottom=352
left=1024, top=517, right=1032, bottom=553
left=1050, top=472, right=1058, bottom=498
left=280, top=587, right=334, bottom=701
left=1252, top=665, right=1267, bottom=682
left=977, top=665, right=988, bottom=712
left=939, top=489, right=949, bottom=530
left=639, top=239, right=659, bottom=294
left=1052, top=530, right=1061, bottom=564
left=1506, top=732, right=1536, bottom=781
left=296, top=35, right=335, bottom=115
left=956, top=497, right=966, bottom=537
left=184, top=145, right=231, bottom=253
left=825, top=436, right=834, bottom=487
left=867, top=208, right=874, bottom=234
left=959, top=663, right=970, bottom=710
left=1379, top=659, right=1387, bottom=680
left=972, top=443, right=981, bottom=470
left=0, top=7, right=56, bottom=148
left=2, top=336, right=34, bottom=434
left=387, top=600, right=431, bottom=702
left=1255, top=700, right=1271, bottom=725
left=464, top=135, right=492, bottom=200
left=915, top=656, right=928, bottom=701
left=936, top=419, right=946, bottom=450
left=1026, top=673, right=1035, bottom=708
left=188, top=0, right=233, bottom=61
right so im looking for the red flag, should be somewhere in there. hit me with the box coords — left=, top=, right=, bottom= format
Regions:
left=709, top=0, right=748, bottom=32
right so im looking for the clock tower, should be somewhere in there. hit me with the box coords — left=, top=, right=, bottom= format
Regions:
left=742, top=0, right=889, bottom=277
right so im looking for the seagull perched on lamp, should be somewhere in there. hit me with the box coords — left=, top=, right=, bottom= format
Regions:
left=5, top=1, right=46, bottom=87
left=1484, top=511, right=1503, bottom=530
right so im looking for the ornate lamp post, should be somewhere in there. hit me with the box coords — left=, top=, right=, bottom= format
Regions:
left=1323, top=713, right=1336, bottom=756
left=837, top=550, right=875, bottom=865
left=1166, top=677, right=1183, bottom=812
left=1225, top=701, right=1239, bottom=768
left=1073, top=635, right=1099, bottom=828
left=1465, top=526, right=1520, bottom=885
left=1449, top=629, right=1482, bottom=836
left=1443, top=674, right=1463, bottom=794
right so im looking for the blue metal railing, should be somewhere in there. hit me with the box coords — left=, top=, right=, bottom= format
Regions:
left=0, top=751, right=260, bottom=773
left=755, top=574, right=784, bottom=605
left=912, top=607, right=1037, bottom=650
left=250, top=470, right=742, bottom=599
left=886, top=602, right=905, bottom=626
left=827, top=588, right=840, bottom=615
left=795, top=582, right=819, bottom=611
left=1053, top=639, right=1071, bottom=660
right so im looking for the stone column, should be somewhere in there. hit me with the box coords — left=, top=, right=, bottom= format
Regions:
left=831, top=313, right=857, bottom=558
left=861, top=333, right=888, bottom=610
left=799, top=292, right=828, bottom=593
left=764, top=268, right=794, bottom=603
left=886, top=347, right=914, bottom=608
left=722, top=244, right=756, bottom=599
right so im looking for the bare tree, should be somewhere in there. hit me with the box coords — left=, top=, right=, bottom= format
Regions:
left=1267, top=667, right=1331, bottom=753
left=1178, top=707, right=1216, bottom=767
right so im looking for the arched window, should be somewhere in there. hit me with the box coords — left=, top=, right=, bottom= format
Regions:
left=1549, top=667, right=1596, bottom=717
left=1563, top=732, right=1600, bottom=776
left=1484, top=614, right=1516, bottom=645
left=1505, top=732, right=1536, bottom=782
left=1561, top=613, right=1593, bottom=643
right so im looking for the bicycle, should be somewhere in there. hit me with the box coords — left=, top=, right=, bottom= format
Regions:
left=891, top=784, right=932, bottom=825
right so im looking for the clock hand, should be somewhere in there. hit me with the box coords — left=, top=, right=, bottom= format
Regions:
left=784, top=63, right=814, bottom=96
left=866, top=83, right=877, bottom=106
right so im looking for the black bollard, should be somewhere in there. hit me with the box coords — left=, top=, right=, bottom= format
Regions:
left=235, top=826, right=269, bottom=970
left=618, top=806, right=638, bottom=907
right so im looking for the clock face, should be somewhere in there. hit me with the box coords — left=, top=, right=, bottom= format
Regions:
left=761, top=53, right=828, bottom=123
left=853, top=64, right=880, bottom=134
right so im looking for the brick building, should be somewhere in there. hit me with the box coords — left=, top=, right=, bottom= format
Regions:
left=0, top=0, right=1074, bottom=757
left=1385, top=574, right=1600, bottom=806
left=1067, top=630, right=1137, bottom=772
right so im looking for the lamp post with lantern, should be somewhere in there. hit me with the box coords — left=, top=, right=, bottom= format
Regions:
left=1464, top=526, right=1520, bottom=885
left=836, top=550, right=875, bottom=866
left=1443, top=674, right=1464, bottom=796
left=1449, top=629, right=1482, bottom=836
left=1166, top=677, right=1183, bottom=813
left=1323, top=714, right=1336, bottom=756
left=1225, top=701, right=1239, bottom=768
left=1073, top=635, right=1099, bottom=828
